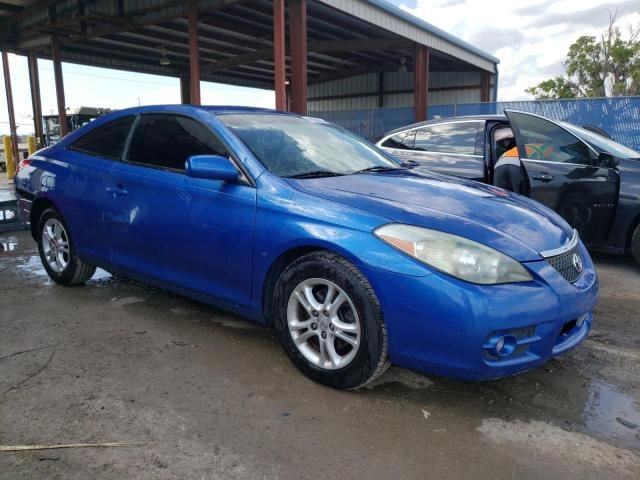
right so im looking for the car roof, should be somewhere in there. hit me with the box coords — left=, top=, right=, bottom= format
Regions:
left=382, top=114, right=508, bottom=138
left=107, top=104, right=290, bottom=117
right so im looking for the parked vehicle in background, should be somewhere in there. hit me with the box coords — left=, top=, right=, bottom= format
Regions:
left=43, top=106, right=112, bottom=146
left=15, top=106, right=598, bottom=389
left=377, top=111, right=640, bottom=266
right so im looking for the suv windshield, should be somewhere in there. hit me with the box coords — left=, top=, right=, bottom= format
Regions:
left=219, top=114, right=399, bottom=177
left=559, top=121, right=640, bottom=159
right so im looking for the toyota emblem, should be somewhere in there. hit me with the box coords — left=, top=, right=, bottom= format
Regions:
left=572, top=253, right=583, bottom=273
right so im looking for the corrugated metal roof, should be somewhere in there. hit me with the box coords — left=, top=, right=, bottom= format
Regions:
left=368, top=0, right=500, bottom=64
left=0, top=0, right=498, bottom=89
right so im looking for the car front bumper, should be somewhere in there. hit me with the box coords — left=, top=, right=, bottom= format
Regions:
left=364, top=241, right=598, bottom=381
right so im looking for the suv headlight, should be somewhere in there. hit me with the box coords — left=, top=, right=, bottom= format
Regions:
left=374, top=224, right=533, bottom=285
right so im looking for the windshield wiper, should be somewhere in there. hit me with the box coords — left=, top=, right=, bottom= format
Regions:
left=286, top=170, right=345, bottom=179
left=351, top=165, right=405, bottom=174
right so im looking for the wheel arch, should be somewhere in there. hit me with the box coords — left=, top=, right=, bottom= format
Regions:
left=626, top=211, right=640, bottom=251
left=260, top=243, right=365, bottom=325
left=29, top=196, right=59, bottom=240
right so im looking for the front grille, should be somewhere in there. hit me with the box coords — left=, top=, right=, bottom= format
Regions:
left=546, top=242, right=583, bottom=283
left=510, top=326, right=537, bottom=339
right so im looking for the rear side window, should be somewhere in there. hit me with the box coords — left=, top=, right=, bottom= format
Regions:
left=126, top=114, right=227, bottom=172
left=69, top=116, right=134, bottom=160
left=413, top=121, right=481, bottom=155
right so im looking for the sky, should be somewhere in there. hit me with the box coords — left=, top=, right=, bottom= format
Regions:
left=1, top=0, right=639, bottom=135
left=392, top=0, right=640, bottom=100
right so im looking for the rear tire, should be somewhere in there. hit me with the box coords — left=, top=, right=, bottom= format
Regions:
left=37, top=208, right=96, bottom=286
left=632, top=224, right=640, bottom=268
left=273, top=251, right=390, bottom=390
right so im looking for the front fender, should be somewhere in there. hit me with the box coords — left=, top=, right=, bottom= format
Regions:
left=251, top=175, right=432, bottom=314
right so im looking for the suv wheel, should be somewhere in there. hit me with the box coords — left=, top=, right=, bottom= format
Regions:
left=273, top=251, right=390, bottom=390
left=37, top=208, right=96, bottom=285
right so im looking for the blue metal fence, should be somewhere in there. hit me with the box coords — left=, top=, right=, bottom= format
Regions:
left=310, top=96, right=640, bottom=151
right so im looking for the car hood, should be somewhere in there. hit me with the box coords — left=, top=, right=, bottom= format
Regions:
left=287, top=170, right=574, bottom=262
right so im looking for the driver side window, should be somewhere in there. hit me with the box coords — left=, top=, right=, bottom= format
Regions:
left=126, top=114, right=228, bottom=172
left=511, top=113, right=593, bottom=165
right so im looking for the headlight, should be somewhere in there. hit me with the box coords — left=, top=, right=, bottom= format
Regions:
left=374, top=224, right=533, bottom=285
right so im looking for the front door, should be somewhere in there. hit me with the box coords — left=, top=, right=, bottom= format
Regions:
left=505, top=110, right=619, bottom=246
left=105, top=113, right=256, bottom=306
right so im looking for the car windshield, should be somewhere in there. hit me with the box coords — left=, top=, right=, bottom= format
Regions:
left=218, top=114, right=400, bottom=177
left=559, top=121, right=640, bottom=159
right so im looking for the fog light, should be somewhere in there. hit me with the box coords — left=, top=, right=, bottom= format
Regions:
left=490, top=334, right=517, bottom=357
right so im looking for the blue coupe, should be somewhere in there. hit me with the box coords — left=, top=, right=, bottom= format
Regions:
left=14, top=106, right=598, bottom=389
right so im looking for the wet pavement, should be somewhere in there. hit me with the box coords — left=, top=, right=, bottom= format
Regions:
left=1, top=230, right=639, bottom=479
left=0, top=176, right=16, bottom=203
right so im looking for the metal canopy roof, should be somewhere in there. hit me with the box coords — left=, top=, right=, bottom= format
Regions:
left=0, top=0, right=498, bottom=90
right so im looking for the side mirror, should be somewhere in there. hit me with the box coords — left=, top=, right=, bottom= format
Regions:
left=185, top=154, right=240, bottom=182
left=597, top=152, right=619, bottom=168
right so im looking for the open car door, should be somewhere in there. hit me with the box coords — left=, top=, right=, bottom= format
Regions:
left=505, top=110, right=619, bottom=246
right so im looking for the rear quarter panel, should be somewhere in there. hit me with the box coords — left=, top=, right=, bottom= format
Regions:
left=16, top=146, right=114, bottom=265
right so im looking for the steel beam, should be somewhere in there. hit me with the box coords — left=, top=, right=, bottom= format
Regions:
left=289, top=0, right=307, bottom=114
left=188, top=6, right=200, bottom=105
left=180, top=71, right=191, bottom=104
left=200, top=37, right=409, bottom=75
left=1, top=50, right=19, bottom=163
left=273, top=0, right=286, bottom=111
left=480, top=71, right=491, bottom=102
left=27, top=53, right=44, bottom=148
left=414, top=44, right=429, bottom=122
left=51, top=36, right=68, bottom=136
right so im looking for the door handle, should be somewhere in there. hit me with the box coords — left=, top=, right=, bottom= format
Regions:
left=106, top=185, right=128, bottom=196
left=531, top=174, right=555, bottom=182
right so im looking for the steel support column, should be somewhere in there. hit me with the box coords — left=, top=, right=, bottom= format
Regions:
left=27, top=53, right=44, bottom=147
left=273, top=0, right=286, bottom=111
left=180, top=71, right=191, bottom=104
left=188, top=6, right=201, bottom=105
left=2, top=51, right=19, bottom=163
left=289, top=0, right=307, bottom=114
left=480, top=71, right=491, bottom=102
left=414, top=44, right=429, bottom=122
left=51, top=36, right=68, bottom=137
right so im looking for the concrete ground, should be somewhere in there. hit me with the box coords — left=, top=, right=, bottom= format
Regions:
left=1, top=230, right=639, bottom=479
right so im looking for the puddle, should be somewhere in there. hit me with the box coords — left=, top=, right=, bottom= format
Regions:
left=16, top=255, right=50, bottom=279
left=583, top=381, right=640, bottom=448
left=0, top=236, right=19, bottom=253
left=15, top=254, right=113, bottom=284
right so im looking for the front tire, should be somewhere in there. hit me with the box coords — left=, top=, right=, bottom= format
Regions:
left=273, top=251, right=390, bottom=390
left=632, top=223, right=640, bottom=268
left=37, top=208, right=96, bottom=286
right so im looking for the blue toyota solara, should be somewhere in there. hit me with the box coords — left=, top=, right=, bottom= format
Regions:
left=14, top=105, right=598, bottom=389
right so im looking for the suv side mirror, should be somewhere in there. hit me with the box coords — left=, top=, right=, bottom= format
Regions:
left=186, top=154, right=240, bottom=182
left=597, top=152, right=619, bottom=169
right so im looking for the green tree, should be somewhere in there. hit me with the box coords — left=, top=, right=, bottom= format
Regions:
left=525, top=77, right=579, bottom=99
left=526, top=10, right=640, bottom=99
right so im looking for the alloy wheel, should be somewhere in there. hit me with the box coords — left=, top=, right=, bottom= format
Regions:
left=286, top=278, right=361, bottom=370
left=41, top=218, right=70, bottom=273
